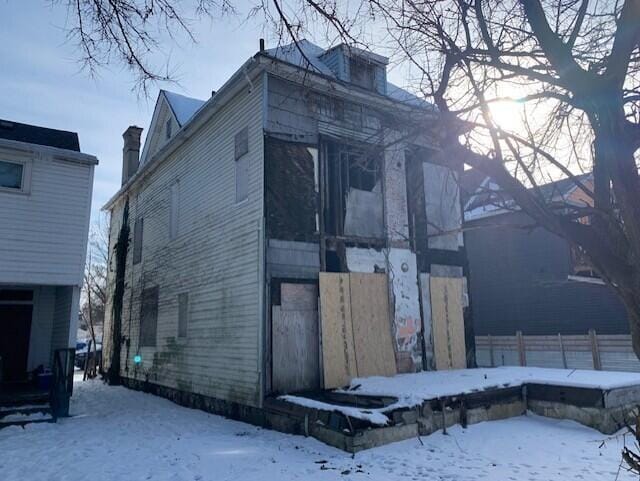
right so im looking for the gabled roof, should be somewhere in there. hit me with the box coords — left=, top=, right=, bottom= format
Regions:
left=265, top=40, right=433, bottom=108
left=0, top=118, right=80, bottom=151
left=463, top=169, right=593, bottom=220
left=163, top=90, right=206, bottom=127
left=139, top=90, right=206, bottom=166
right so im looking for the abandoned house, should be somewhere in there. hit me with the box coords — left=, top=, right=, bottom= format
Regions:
left=463, top=172, right=634, bottom=370
left=0, top=118, right=97, bottom=422
left=102, top=40, right=470, bottom=419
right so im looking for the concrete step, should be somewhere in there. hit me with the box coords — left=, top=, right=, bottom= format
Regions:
left=0, top=411, right=54, bottom=429
left=0, top=403, right=54, bottom=429
left=0, top=404, right=51, bottom=418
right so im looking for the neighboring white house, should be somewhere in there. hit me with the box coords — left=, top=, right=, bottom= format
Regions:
left=102, top=40, right=468, bottom=417
left=0, top=119, right=97, bottom=404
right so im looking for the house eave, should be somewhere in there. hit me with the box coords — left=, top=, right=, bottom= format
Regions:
left=0, top=137, right=98, bottom=165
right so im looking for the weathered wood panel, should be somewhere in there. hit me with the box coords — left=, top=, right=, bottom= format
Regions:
left=476, top=334, right=640, bottom=372
left=319, top=273, right=357, bottom=389
left=349, top=273, right=396, bottom=378
left=430, top=276, right=466, bottom=369
left=272, top=283, right=320, bottom=393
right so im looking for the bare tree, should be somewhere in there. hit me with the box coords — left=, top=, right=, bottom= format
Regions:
left=81, top=214, right=109, bottom=377
left=43, top=0, right=638, bottom=363
left=252, top=0, right=640, bottom=359
left=49, top=0, right=235, bottom=93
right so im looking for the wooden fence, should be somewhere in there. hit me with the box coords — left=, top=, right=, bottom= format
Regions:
left=475, top=330, right=640, bottom=372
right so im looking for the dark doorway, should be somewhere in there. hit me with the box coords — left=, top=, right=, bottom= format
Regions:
left=0, top=304, right=33, bottom=382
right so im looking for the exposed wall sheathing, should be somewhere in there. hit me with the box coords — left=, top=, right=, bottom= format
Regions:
left=383, top=137, right=410, bottom=246
left=388, top=249, right=422, bottom=372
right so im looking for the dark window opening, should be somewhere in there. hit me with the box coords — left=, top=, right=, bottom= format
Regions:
left=405, top=148, right=429, bottom=261
left=133, top=218, right=143, bottom=264
left=139, top=286, right=159, bottom=347
left=324, top=250, right=343, bottom=273
left=570, top=245, right=598, bottom=278
left=265, top=137, right=317, bottom=241
left=323, top=140, right=383, bottom=239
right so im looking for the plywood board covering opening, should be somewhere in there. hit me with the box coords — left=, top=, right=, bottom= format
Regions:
left=319, top=273, right=396, bottom=388
left=430, top=276, right=466, bottom=370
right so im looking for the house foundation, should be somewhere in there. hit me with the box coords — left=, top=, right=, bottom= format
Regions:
left=120, top=373, right=640, bottom=453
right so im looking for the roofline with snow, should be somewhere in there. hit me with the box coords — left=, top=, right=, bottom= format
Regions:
left=103, top=56, right=260, bottom=210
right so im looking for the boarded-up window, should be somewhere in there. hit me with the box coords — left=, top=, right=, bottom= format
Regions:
left=139, top=286, right=159, bottom=347
left=235, top=127, right=249, bottom=203
left=177, top=292, right=189, bottom=338
left=133, top=218, right=144, bottom=264
left=236, top=156, right=249, bottom=203
left=234, top=127, right=249, bottom=159
left=169, top=182, right=179, bottom=240
left=349, top=57, right=376, bottom=90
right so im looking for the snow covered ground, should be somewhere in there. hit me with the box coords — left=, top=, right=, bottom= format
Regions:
left=0, top=376, right=636, bottom=480
left=283, top=366, right=640, bottom=425
left=344, top=366, right=640, bottom=400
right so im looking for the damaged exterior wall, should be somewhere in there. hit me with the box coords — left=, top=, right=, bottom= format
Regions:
left=264, top=70, right=468, bottom=377
left=104, top=48, right=472, bottom=413
left=103, top=76, right=265, bottom=407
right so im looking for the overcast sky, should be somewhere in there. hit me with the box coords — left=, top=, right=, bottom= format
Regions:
left=0, top=2, right=268, bottom=222
left=1, top=2, right=415, bottom=225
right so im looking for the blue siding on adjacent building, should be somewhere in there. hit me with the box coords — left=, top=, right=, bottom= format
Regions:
left=466, top=211, right=629, bottom=336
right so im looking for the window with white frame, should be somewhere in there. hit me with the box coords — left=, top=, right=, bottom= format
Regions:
left=0, top=159, right=27, bottom=192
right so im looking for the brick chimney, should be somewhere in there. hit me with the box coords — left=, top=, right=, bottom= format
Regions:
left=122, top=126, right=143, bottom=185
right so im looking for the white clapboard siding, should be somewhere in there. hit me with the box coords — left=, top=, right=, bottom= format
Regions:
left=0, top=152, right=94, bottom=286
left=104, top=77, right=264, bottom=407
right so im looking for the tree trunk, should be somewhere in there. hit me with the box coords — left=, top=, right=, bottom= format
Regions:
left=107, top=200, right=130, bottom=386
